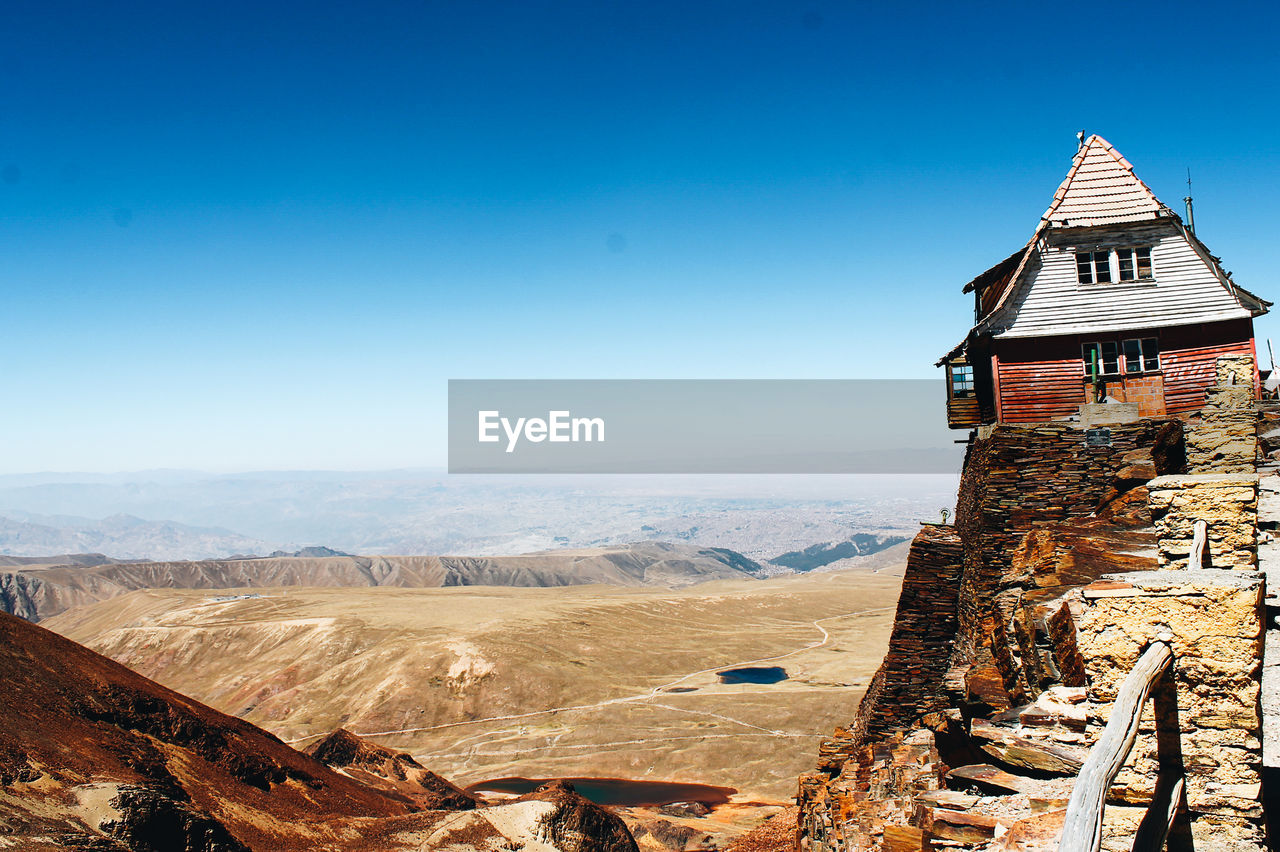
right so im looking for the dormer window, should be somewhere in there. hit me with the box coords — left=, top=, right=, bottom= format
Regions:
left=1075, top=246, right=1154, bottom=284
left=1117, top=246, right=1153, bottom=281
left=1075, top=251, right=1111, bottom=284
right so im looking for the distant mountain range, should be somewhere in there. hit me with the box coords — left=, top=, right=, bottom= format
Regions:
left=0, top=470, right=957, bottom=559
left=770, top=534, right=910, bottom=572
left=0, top=542, right=766, bottom=621
left=0, top=512, right=271, bottom=561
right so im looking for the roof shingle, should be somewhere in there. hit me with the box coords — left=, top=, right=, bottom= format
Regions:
left=1041, top=135, right=1167, bottom=227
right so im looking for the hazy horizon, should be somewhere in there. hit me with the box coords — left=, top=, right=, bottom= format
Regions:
left=0, top=469, right=959, bottom=561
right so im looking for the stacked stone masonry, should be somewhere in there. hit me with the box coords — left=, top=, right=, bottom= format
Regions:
left=797, top=400, right=1272, bottom=852
left=801, top=525, right=961, bottom=805
left=951, top=419, right=1182, bottom=666
left=858, top=525, right=962, bottom=741
left=1216, top=354, right=1257, bottom=388
left=1186, top=379, right=1258, bottom=473
left=1148, top=473, right=1259, bottom=569
left=1078, top=569, right=1266, bottom=850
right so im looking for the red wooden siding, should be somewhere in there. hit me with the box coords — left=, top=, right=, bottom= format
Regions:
left=1157, top=321, right=1256, bottom=414
left=992, top=319, right=1255, bottom=424
left=995, top=344, right=1085, bottom=424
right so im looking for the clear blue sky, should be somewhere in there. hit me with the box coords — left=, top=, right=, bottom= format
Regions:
left=4, top=1, right=1279, bottom=472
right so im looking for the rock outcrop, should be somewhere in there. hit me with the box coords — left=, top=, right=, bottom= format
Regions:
left=510, top=781, right=639, bottom=852
left=306, top=728, right=480, bottom=811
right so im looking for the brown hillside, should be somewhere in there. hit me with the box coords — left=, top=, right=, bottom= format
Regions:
left=0, top=610, right=436, bottom=849
left=307, top=728, right=481, bottom=811
left=0, top=611, right=639, bottom=852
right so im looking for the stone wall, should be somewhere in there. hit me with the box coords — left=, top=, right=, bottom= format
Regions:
left=1148, top=473, right=1259, bottom=569
left=1186, top=386, right=1257, bottom=473
left=951, top=420, right=1183, bottom=663
left=1077, top=569, right=1266, bottom=850
left=794, top=374, right=1274, bottom=851
left=804, top=524, right=962, bottom=778
left=1186, top=355, right=1258, bottom=473
left=797, top=419, right=1186, bottom=852
left=859, top=524, right=963, bottom=741
left=1216, top=354, right=1257, bottom=387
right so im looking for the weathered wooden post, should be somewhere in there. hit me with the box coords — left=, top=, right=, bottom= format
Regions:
left=1189, top=519, right=1208, bottom=568
left=1059, top=640, right=1174, bottom=852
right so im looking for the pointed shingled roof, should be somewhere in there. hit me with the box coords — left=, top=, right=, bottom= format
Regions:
left=936, top=134, right=1269, bottom=363
left=1041, top=135, right=1168, bottom=228
left=961, top=135, right=1172, bottom=319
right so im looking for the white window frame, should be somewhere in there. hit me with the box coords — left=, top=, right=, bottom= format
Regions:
left=1082, top=341, right=1120, bottom=377
left=1076, top=246, right=1155, bottom=285
left=1075, top=250, right=1112, bottom=285
left=1116, top=246, right=1154, bottom=282
left=1122, top=337, right=1160, bottom=374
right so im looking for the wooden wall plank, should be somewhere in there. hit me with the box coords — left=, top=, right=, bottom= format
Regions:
left=991, top=319, right=1255, bottom=423
left=993, top=221, right=1252, bottom=339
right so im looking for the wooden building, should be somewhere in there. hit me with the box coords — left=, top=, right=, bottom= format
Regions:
left=940, top=135, right=1269, bottom=429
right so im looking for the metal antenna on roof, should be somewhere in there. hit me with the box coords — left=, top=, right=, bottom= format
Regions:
left=1184, top=168, right=1196, bottom=235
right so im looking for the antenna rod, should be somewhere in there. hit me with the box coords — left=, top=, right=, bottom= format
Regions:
left=1184, top=168, right=1196, bottom=235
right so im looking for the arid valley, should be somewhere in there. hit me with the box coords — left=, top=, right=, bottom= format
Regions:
left=40, top=563, right=904, bottom=845
left=0, top=474, right=924, bottom=849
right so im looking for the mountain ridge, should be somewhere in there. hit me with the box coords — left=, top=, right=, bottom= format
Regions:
left=1, top=541, right=764, bottom=621
left=0, top=511, right=270, bottom=561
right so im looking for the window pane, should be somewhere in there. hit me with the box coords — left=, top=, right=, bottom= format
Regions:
left=1101, top=341, right=1119, bottom=374
left=1136, top=247, right=1153, bottom=279
left=1118, top=249, right=1135, bottom=281
left=1142, top=337, right=1159, bottom=371
left=1082, top=343, right=1100, bottom=376
left=1123, top=338, right=1142, bottom=373
left=1094, top=251, right=1112, bottom=283
left=1076, top=252, right=1093, bottom=284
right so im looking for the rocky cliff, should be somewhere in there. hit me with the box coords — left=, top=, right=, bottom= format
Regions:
left=794, top=408, right=1271, bottom=850
left=796, top=364, right=1274, bottom=851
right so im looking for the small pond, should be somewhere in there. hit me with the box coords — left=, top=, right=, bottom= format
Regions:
left=717, top=666, right=788, bottom=684
left=464, top=776, right=737, bottom=808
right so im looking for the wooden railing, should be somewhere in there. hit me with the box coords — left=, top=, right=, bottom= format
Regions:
left=1059, top=638, right=1185, bottom=852
left=1058, top=513, right=1220, bottom=850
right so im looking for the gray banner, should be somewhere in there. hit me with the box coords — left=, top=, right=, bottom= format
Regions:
left=449, top=380, right=962, bottom=474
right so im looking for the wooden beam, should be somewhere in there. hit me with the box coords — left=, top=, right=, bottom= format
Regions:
left=1131, top=774, right=1185, bottom=852
left=991, top=351, right=1003, bottom=423
left=1058, top=641, right=1174, bottom=852
left=1190, top=520, right=1208, bottom=569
